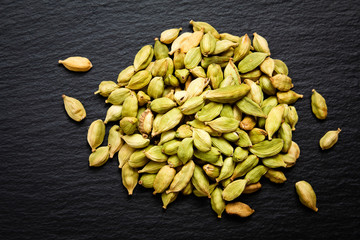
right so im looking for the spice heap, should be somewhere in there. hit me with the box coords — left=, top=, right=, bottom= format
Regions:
left=61, top=20, right=343, bottom=216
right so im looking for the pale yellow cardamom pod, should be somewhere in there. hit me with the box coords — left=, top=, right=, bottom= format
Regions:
left=62, top=95, right=86, bottom=122
left=160, top=27, right=182, bottom=44
left=89, top=146, right=110, bottom=167
left=153, top=165, right=176, bottom=194
left=253, top=32, right=270, bottom=55
left=295, top=181, right=318, bottom=212
left=121, top=162, right=139, bottom=195
left=225, top=202, right=255, bottom=217
left=108, top=125, right=123, bottom=158
left=58, top=56, right=92, bottom=72
left=319, top=128, right=341, bottom=150
left=87, top=119, right=105, bottom=152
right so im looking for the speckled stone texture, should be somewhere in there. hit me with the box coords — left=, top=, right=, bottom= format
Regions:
left=0, top=0, right=359, bottom=239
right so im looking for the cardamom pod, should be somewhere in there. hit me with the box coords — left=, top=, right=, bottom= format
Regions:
left=158, top=130, right=176, bottom=145
left=295, top=181, right=318, bottom=212
left=194, top=147, right=221, bottom=164
left=285, top=106, right=298, bottom=131
left=160, top=28, right=182, bottom=44
left=153, top=165, right=176, bottom=194
left=213, top=40, right=238, bottom=55
left=235, top=129, right=252, bottom=148
left=233, top=34, right=251, bottom=62
left=225, top=202, right=255, bottom=217
left=153, top=108, right=183, bottom=136
left=203, top=164, right=220, bottom=178
left=186, top=77, right=210, bottom=99
left=150, top=97, right=177, bottom=114
left=184, top=47, right=202, bottom=69
left=144, top=146, right=168, bottom=162
left=89, top=146, right=110, bottom=167
left=211, top=137, right=234, bottom=157
left=105, top=88, right=131, bottom=105
left=216, top=157, right=235, bottom=182
left=117, top=65, right=136, bottom=86
left=240, top=115, right=257, bottom=131
left=179, top=96, right=205, bottom=115
left=181, top=29, right=204, bottom=53
left=240, top=69, right=262, bottom=81
left=245, top=165, right=268, bottom=184
left=169, top=32, right=192, bottom=55
left=277, top=90, right=303, bottom=104
left=211, top=187, right=225, bottom=218
left=259, top=75, right=276, bottom=96
left=87, top=119, right=105, bottom=152
left=253, top=32, right=270, bottom=54
left=195, top=102, right=223, bottom=122
left=177, top=137, right=194, bottom=164
left=118, top=143, right=135, bottom=168
left=233, top=147, right=249, bottom=162
left=128, top=147, right=151, bottom=168
left=108, top=125, right=123, bottom=158
left=238, top=52, right=268, bottom=73
left=230, top=155, right=259, bottom=181
left=162, top=192, right=178, bottom=209
left=278, top=122, right=292, bottom=152
left=191, top=165, right=211, bottom=198
left=270, top=74, right=293, bottom=91
left=193, top=128, right=212, bottom=152
left=222, top=179, right=247, bottom=201
left=262, top=154, right=287, bottom=168
left=162, top=140, right=181, bottom=155
left=62, top=95, right=86, bottom=122
left=189, top=20, right=220, bottom=39
left=265, top=104, right=285, bottom=140
left=224, top=59, right=241, bottom=85
left=126, top=70, right=152, bottom=90
left=175, top=125, right=193, bottom=139
left=236, top=97, right=266, bottom=118
left=249, top=139, right=284, bottom=158
left=200, top=32, right=217, bottom=56
left=167, top=160, right=195, bottom=194
left=122, top=134, right=150, bottom=149
left=139, top=173, right=157, bottom=189
left=220, top=33, right=241, bottom=42
left=94, top=81, right=119, bottom=97
left=264, top=169, right=287, bottom=183
left=154, top=38, right=169, bottom=60
left=120, top=117, right=138, bottom=135
left=58, top=56, right=92, bottom=72
left=319, top=128, right=341, bottom=150
left=245, top=79, right=263, bottom=105
left=168, top=155, right=183, bottom=168
left=104, top=105, right=122, bottom=123
left=138, top=161, right=166, bottom=174
left=249, top=128, right=267, bottom=144
left=201, top=56, right=230, bottom=68
left=274, top=59, right=289, bottom=75
left=243, top=182, right=262, bottom=194
left=204, top=84, right=250, bottom=103
left=311, top=89, right=328, bottom=120
left=260, top=57, right=275, bottom=77
left=206, top=63, right=223, bottom=89
left=133, top=45, right=154, bottom=71
left=121, top=162, right=139, bottom=195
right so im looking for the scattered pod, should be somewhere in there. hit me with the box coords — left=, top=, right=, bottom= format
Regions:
left=295, top=181, right=318, bottom=212
left=225, top=202, right=255, bottom=217
left=311, top=89, right=328, bottom=120
left=62, top=95, right=86, bottom=122
left=319, top=128, right=341, bottom=150
left=59, top=56, right=92, bottom=72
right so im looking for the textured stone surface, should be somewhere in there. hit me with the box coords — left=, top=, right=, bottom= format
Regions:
left=0, top=0, right=359, bottom=239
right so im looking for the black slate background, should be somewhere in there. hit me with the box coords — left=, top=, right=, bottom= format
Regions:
left=1, top=0, right=359, bottom=239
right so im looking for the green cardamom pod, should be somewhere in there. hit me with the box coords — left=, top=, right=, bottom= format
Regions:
left=259, top=75, right=276, bottom=96
left=224, top=59, right=241, bottom=85
left=201, top=56, right=230, bottom=68
left=62, top=95, right=86, bottom=122
left=253, top=32, right=270, bottom=54
left=204, top=84, right=250, bottom=103
left=278, top=122, right=292, bottom=153
left=245, top=165, right=268, bottom=185
left=144, top=146, right=168, bottom=162
left=94, top=81, right=119, bottom=97
left=262, top=154, right=287, bottom=168
left=186, top=77, right=210, bottom=99
left=173, top=50, right=185, bottom=70
left=274, top=59, right=289, bottom=75
left=258, top=96, right=278, bottom=128
left=216, top=157, right=235, bottom=182
left=162, top=140, right=181, bottom=155
left=105, top=88, right=131, bottom=105
left=240, top=115, right=257, bottom=131
left=238, top=52, right=268, bottom=73
left=220, top=104, right=234, bottom=118
left=184, top=47, right=202, bottom=69
left=160, top=27, right=182, bottom=44
left=187, top=119, right=222, bottom=137
left=121, top=92, right=138, bottom=118
left=180, top=29, right=204, bottom=53
left=87, top=119, right=105, bottom=152
left=138, top=173, right=157, bottom=189
left=167, top=160, right=195, bottom=194
left=179, top=96, right=205, bottom=115
left=150, top=97, right=177, bottom=114
left=211, top=137, right=234, bottom=157
left=270, top=74, right=293, bottom=91
left=240, top=69, right=262, bottom=81
left=265, top=104, right=285, bottom=140
left=164, top=74, right=180, bottom=87
left=126, top=70, right=152, bottom=90
left=277, top=90, right=303, bottom=104
left=265, top=169, right=287, bottom=183
left=138, top=161, right=166, bottom=174
left=319, top=128, right=341, bottom=150
left=151, top=58, right=168, bottom=77
left=193, top=147, right=221, bottom=164
left=200, top=32, right=216, bottom=56
left=235, top=129, right=252, bottom=148
left=89, top=146, right=110, bottom=167
left=168, top=155, right=183, bottom=168
left=193, top=128, right=212, bottom=152
left=236, top=97, right=266, bottom=118
left=311, top=89, right=328, bottom=120
left=118, top=143, right=135, bottom=168
left=288, top=141, right=300, bottom=160
left=225, top=202, right=255, bottom=217
left=206, top=63, right=223, bottom=89
left=162, top=192, right=179, bottom=209
left=233, top=34, right=251, bottom=62
left=153, top=165, right=176, bottom=194
left=137, top=91, right=151, bottom=106
left=260, top=57, right=275, bottom=77
left=169, top=32, right=192, bottom=55
left=223, top=131, right=240, bottom=142
left=121, top=162, right=139, bottom=195
left=205, top=117, right=239, bottom=133
left=295, top=181, right=318, bottom=212
left=133, top=45, right=154, bottom=72
left=175, top=125, right=193, bottom=139
left=153, top=108, right=183, bottom=136
left=222, top=179, right=248, bottom=201
left=249, top=128, right=268, bottom=145
left=190, top=66, right=206, bottom=78
left=189, top=20, right=220, bottom=39
left=245, top=79, right=263, bottom=105
left=285, top=106, right=298, bottom=131
left=249, top=139, right=284, bottom=158
left=177, top=138, right=194, bottom=164
left=154, top=38, right=169, bottom=60
left=213, top=40, right=238, bottom=55
left=175, top=69, right=190, bottom=84
left=128, top=147, right=151, bottom=168
left=117, top=65, right=136, bottom=87
left=230, top=155, right=259, bottom=181
left=191, top=164, right=211, bottom=198
left=108, top=125, right=123, bottom=158
left=122, top=134, right=150, bottom=149
left=119, top=117, right=138, bottom=135
left=203, top=164, right=220, bottom=178
left=220, top=33, right=241, bottom=42
left=233, top=147, right=249, bottom=162
left=211, top=187, right=225, bottom=218
left=195, top=102, right=223, bottom=122
left=158, top=130, right=176, bottom=145
left=104, top=105, right=122, bottom=124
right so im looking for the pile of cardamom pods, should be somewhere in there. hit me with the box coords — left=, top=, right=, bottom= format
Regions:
left=62, top=20, right=332, bottom=217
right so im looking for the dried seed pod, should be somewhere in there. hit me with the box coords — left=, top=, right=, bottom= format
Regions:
left=238, top=52, right=268, bottom=73
left=139, top=173, right=157, bottom=189
left=190, top=20, right=220, bottom=39
left=89, top=146, right=110, bottom=167
left=133, top=45, right=154, bottom=71
left=94, top=81, right=119, bottom=97
left=153, top=165, right=176, bottom=194
left=104, top=105, right=122, bottom=124
left=58, top=56, right=92, bottom=72
left=121, top=162, right=139, bottom=195
left=225, top=202, right=255, bottom=217
left=108, top=125, right=123, bottom=158
left=222, top=179, right=247, bottom=201
left=87, top=119, right=105, bottom=152
left=311, top=89, right=328, bottom=120
left=211, top=187, right=225, bottom=218
left=249, top=139, right=284, bottom=158
left=295, top=181, right=318, bottom=212
left=160, top=28, right=182, bottom=44
left=319, top=128, right=341, bottom=150
left=62, top=95, right=86, bottom=122
left=243, top=182, right=262, bottom=194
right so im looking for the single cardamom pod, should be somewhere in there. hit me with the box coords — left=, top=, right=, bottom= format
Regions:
left=153, top=108, right=183, bottom=136
left=201, top=56, right=230, bottom=68
left=206, top=63, right=223, bottom=89
left=311, top=89, right=328, bottom=120
left=203, top=164, right=220, bottom=178
left=190, top=66, right=206, bottom=78
left=265, top=169, right=287, bottom=183
left=179, top=96, right=205, bottom=115
left=230, top=155, right=259, bottom=181
left=195, top=102, right=223, bottom=122
left=194, top=147, right=221, bottom=164
left=265, top=104, right=285, bottom=140
left=175, top=125, right=193, bottom=139
left=118, top=143, right=135, bottom=168
left=213, top=40, right=239, bottom=55
left=319, top=128, right=341, bottom=150
left=89, top=146, right=110, bottom=167
left=274, top=59, right=289, bottom=75
left=240, top=69, right=262, bottom=81
left=104, top=105, right=122, bottom=124
left=139, top=173, right=157, bottom=189
left=204, top=84, right=250, bottom=103
left=295, top=181, right=318, bottom=212
left=238, top=52, right=268, bottom=73
left=189, top=20, right=220, bottom=39
left=240, top=115, right=257, bottom=131
left=154, top=38, right=169, bottom=60
left=225, top=202, right=255, bottom=217
left=259, top=75, right=276, bottom=96
left=138, top=161, right=166, bottom=174
left=144, top=146, right=168, bottom=162
left=169, top=32, right=192, bottom=55
left=122, top=134, right=150, bottom=149
left=216, top=157, right=235, bottom=182
left=162, top=192, right=179, bottom=209
left=260, top=57, right=275, bottom=77
left=126, top=70, right=152, bottom=90
left=277, top=90, right=303, bottom=104
left=278, top=122, right=292, bottom=152
left=222, top=179, right=248, bottom=201
left=181, top=29, right=204, bottom=53
left=121, top=162, right=139, bottom=195
left=262, top=154, right=287, bottom=168
left=233, top=34, right=251, bottom=62
left=211, top=137, right=234, bottom=157
left=168, top=155, right=183, bottom=168
left=121, top=92, right=138, bottom=118
left=285, top=106, right=299, bottom=130
left=270, top=74, right=293, bottom=91
left=253, top=32, right=270, bottom=54
left=133, top=45, right=154, bottom=71
left=233, top=147, right=249, bottom=162
left=177, top=138, right=194, bottom=164
left=62, top=95, right=86, bottom=122
left=160, top=27, right=182, bottom=44
left=173, top=50, right=186, bottom=70
left=200, top=32, right=217, bottom=56
left=162, top=139, right=181, bottom=155
left=205, top=117, right=240, bottom=133
left=211, top=187, right=225, bottom=218
left=236, top=97, right=266, bottom=118
left=158, top=131, right=176, bottom=146
left=243, top=182, right=262, bottom=194
left=224, top=59, right=241, bottom=85
left=167, top=160, right=195, bottom=194
left=105, top=88, right=131, bottom=105
left=137, top=109, right=153, bottom=138
left=184, top=47, right=202, bottom=69
left=186, top=77, right=210, bottom=99
left=108, top=125, right=123, bottom=158
left=245, top=79, right=263, bottom=105
left=153, top=165, right=176, bottom=194
left=191, top=165, right=211, bottom=198
left=128, top=147, right=151, bottom=168
left=151, top=58, right=168, bottom=77
left=58, top=56, right=92, bottom=72
left=235, top=129, right=252, bottom=148
left=282, top=153, right=297, bottom=168
left=150, top=97, right=177, bottom=114
left=164, top=74, right=180, bottom=87
left=94, top=81, right=119, bottom=97
left=187, top=119, right=222, bottom=137
left=245, top=165, right=268, bottom=185
left=258, top=96, right=278, bottom=128
left=147, top=77, right=165, bottom=99
left=249, top=128, right=267, bottom=145
left=120, top=117, right=138, bottom=135
left=117, top=65, right=136, bottom=86
left=87, top=119, right=105, bottom=152
left=249, top=139, right=284, bottom=158
left=193, top=128, right=212, bottom=152
left=288, top=141, right=300, bottom=160
left=151, top=113, right=163, bottom=137
left=220, top=33, right=241, bottom=42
